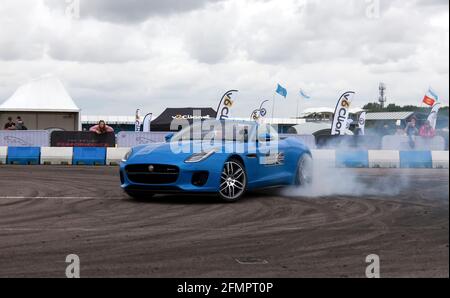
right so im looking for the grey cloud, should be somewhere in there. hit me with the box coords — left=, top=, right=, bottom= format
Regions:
left=46, top=0, right=226, bottom=24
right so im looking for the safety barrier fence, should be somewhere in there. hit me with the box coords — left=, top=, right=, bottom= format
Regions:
left=0, top=131, right=447, bottom=151
left=0, top=146, right=448, bottom=169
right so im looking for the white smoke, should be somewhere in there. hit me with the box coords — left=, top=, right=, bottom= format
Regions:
left=283, top=160, right=412, bottom=198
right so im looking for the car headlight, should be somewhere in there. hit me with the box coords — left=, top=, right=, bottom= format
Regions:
left=122, top=149, right=133, bottom=162
left=185, top=149, right=216, bottom=163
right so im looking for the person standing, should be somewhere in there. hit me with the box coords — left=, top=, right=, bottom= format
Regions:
left=419, top=120, right=436, bottom=138
left=15, top=116, right=27, bottom=130
left=3, top=117, right=16, bottom=130
left=405, top=117, right=418, bottom=149
left=89, top=120, right=114, bottom=135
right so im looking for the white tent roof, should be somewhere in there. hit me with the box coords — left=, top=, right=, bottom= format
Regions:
left=0, top=75, right=80, bottom=112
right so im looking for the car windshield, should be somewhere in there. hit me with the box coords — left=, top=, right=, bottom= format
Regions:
left=173, top=121, right=256, bottom=142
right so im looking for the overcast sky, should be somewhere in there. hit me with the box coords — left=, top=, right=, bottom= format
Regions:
left=0, top=0, right=448, bottom=117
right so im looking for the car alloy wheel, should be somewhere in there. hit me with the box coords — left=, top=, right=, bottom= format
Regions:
left=219, top=159, right=247, bottom=202
left=296, top=154, right=313, bottom=187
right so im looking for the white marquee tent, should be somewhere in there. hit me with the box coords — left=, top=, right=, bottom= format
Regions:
left=0, top=75, right=81, bottom=131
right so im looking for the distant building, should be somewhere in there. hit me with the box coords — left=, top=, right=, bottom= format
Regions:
left=0, top=75, right=81, bottom=131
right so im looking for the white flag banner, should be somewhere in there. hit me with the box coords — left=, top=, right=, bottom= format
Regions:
left=135, top=109, right=141, bottom=132
left=216, top=90, right=238, bottom=120
left=358, top=111, right=366, bottom=136
left=143, top=113, right=153, bottom=132
left=331, top=91, right=355, bottom=135
left=427, top=102, right=441, bottom=130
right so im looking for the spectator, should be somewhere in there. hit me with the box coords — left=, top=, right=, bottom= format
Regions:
left=3, top=117, right=16, bottom=130
left=419, top=120, right=436, bottom=138
left=89, top=120, right=114, bottom=135
left=15, top=116, right=27, bottom=130
left=405, top=117, right=418, bottom=149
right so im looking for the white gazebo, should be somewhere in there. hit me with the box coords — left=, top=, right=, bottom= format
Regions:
left=0, top=75, right=81, bottom=131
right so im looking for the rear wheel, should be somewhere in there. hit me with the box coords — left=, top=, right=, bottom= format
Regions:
left=295, top=154, right=313, bottom=187
left=218, top=159, right=247, bottom=202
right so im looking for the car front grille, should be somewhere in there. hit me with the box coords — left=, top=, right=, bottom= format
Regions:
left=125, top=164, right=180, bottom=184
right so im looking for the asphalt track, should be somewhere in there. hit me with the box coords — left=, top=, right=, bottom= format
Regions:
left=0, top=166, right=448, bottom=278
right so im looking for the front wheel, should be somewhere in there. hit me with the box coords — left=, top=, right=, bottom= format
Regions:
left=295, top=154, right=313, bottom=187
left=218, top=159, right=247, bottom=202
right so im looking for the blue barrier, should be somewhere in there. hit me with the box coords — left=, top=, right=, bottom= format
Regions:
left=400, top=151, right=433, bottom=168
left=7, top=147, right=41, bottom=165
left=1, top=146, right=447, bottom=168
left=72, top=147, right=107, bottom=166
left=336, top=150, right=369, bottom=168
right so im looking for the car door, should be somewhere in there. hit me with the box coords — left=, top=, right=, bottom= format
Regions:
left=253, top=124, right=289, bottom=186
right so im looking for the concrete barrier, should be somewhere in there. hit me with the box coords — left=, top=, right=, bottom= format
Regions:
left=382, top=136, right=445, bottom=151
left=368, top=150, right=400, bottom=168
left=336, top=150, right=369, bottom=168
left=431, top=151, right=449, bottom=169
left=0, top=146, right=447, bottom=169
left=310, top=149, right=335, bottom=167
left=73, top=147, right=106, bottom=166
left=40, top=147, right=73, bottom=165
left=0, top=146, right=7, bottom=164
left=107, top=148, right=130, bottom=166
left=400, top=151, right=433, bottom=169
left=6, top=147, right=41, bottom=165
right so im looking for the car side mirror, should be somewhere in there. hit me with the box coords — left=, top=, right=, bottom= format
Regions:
left=165, top=133, right=174, bottom=142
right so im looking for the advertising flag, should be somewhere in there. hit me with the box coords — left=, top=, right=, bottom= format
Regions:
left=427, top=102, right=441, bottom=130
left=331, top=91, right=355, bottom=135
left=143, top=113, right=153, bottom=132
left=135, top=109, right=141, bottom=132
left=423, top=88, right=439, bottom=106
left=216, top=90, right=238, bottom=120
left=299, top=89, right=311, bottom=99
left=358, top=111, right=366, bottom=136
left=276, top=84, right=287, bottom=98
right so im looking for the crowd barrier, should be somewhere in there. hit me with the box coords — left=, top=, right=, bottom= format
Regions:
left=41, top=147, right=73, bottom=165
left=51, top=131, right=116, bottom=147
left=0, top=130, right=447, bottom=152
left=0, top=146, right=6, bottom=164
left=382, top=135, right=446, bottom=151
left=315, top=135, right=382, bottom=150
left=310, top=149, right=448, bottom=169
left=117, top=132, right=167, bottom=148
left=0, top=146, right=448, bottom=168
left=6, top=147, right=41, bottom=165
left=0, top=131, right=50, bottom=147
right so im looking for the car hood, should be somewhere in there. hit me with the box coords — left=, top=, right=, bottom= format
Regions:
left=127, top=141, right=240, bottom=164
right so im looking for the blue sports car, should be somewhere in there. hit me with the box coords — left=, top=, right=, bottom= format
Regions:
left=120, top=120, right=312, bottom=202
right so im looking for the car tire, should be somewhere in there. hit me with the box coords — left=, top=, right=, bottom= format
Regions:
left=125, top=191, right=155, bottom=200
left=295, top=154, right=313, bottom=187
left=218, top=158, right=247, bottom=202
